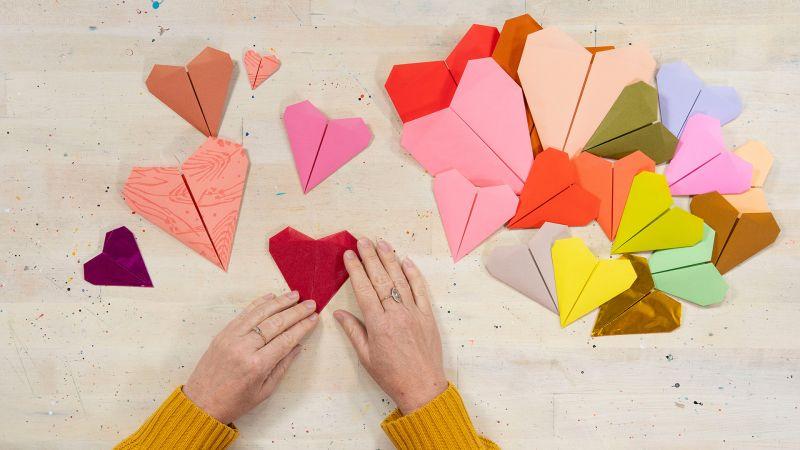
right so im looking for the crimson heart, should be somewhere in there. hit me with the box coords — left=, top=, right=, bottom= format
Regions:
left=268, top=227, right=359, bottom=312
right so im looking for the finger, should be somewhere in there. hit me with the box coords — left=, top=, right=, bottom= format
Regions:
left=242, top=293, right=276, bottom=316
left=333, top=310, right=370, bottom=365
left=247, top=300, right=317, bottom=348
left=237, top=291, right=300, bottom=335
left=258, top=313, right=319, bottom=364
left=376, top=239, right=414, bottom=307
left=401, top=257, right=433, bottom=314
left=344, top=249, right=384, bottom=317
left=259, top=345, right=301, bottom=401
left=357, top=238, right=400, bottom=310
left=225, top=293, right=276, bottom=333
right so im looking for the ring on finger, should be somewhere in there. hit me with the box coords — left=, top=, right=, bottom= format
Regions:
left=251, top=325, right=269, bottom=346
left=381, top=287, right=402, bottom=304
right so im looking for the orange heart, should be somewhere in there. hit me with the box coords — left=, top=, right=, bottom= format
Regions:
left=574, top=151, right=655, bottom=239
left=146, top=47, right=233, bottom=137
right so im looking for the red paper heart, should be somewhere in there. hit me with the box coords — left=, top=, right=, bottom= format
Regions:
left=385, top=24, right=499, bottom=123
left=508, top=148, right=600, bottom=228
left=268, top=227, right=359, bottom=312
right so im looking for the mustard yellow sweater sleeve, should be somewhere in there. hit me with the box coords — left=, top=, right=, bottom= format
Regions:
left=115, top=386, right=238, bottom=450
left=381, top=383, right=499, bottom=449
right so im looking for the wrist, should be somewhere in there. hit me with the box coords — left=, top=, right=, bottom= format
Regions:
left=182, top=383, right=232, bottom=424
left=395, top=377, right=449, bottom=415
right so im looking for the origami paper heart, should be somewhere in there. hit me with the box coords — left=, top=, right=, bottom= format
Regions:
left=690, top=192, right=780, bottom=275
left=491, top=14, right=544, bottom=155
left=146, top=47, right=233, bottom=137
left=612, top=172, right=703, bottom=254
left=492, top=14, right=543, bottom=85
left=269, top=227, right=358, bottom=312
left=283, top=100, right=372, bottom=193
left=722, top=141, right=774, bottom=212
left=518, top=27, right=656, bottom=157
left=434, top=169, right=518, bottom=262
left=124, top=137, right=248, bottom=270
left=385, top=24, right=499, bottom=123
left=592, top=255, right=681, bottom=336
left=575, top=151, right=655, bottom=240
left=552, top=237, right=636, bottom=327
left=584, top=81, right=678, bottom=164
left=243, top=49, right=280, bottom=90
left=508, top=148, right=600, bottom=229
left=657, top=61, right=742, bottom=138
left=649, top=224, right=728, bottom=306
left=401, top=58, right=533, bottom=194
left=491, top=14, right=615, bottom=156
left=485, top=222, right=569, bottom=313
left=84, top=227, right=153, bottom=287
left=665, top=114, right=753, bottom=196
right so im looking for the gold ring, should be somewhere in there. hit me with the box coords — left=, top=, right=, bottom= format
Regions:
left=252, top=325, right=268, bottom=345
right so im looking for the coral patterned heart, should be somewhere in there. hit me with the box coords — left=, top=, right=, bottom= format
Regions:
left=123, top=137, right=249, bottom=271
left=244, top=50, right=280, bottom=90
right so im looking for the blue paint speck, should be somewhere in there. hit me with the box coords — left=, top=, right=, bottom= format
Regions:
left=152, top=1, right=161, bottom=9
left=276, top=192, right=286, bottom=196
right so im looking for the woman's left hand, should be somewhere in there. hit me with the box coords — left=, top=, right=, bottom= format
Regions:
left=183, top=291, right=318, bottom=424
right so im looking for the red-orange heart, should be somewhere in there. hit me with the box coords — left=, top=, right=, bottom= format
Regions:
left=508, top=148, right=600, bottom=229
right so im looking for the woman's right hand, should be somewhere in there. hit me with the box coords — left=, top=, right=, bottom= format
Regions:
left=334, top=238, right=448, bottom=414
left=183, top=291, right=319, bottom=424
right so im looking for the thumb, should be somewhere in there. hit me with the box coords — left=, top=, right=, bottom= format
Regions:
left=333, top=310, right=370, bottom=365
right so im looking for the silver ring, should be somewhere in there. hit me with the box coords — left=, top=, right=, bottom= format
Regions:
left=382, top=287, right=402, bottom=303
left=252, top=325, right=268, bottom=345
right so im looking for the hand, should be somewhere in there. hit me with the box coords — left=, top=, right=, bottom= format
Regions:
left=334, top=239, right=448, bottom=414
left=183, top=291, right=319, bottom=424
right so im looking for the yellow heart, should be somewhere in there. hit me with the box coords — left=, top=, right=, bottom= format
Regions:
left=612, top=172, right=703, bottom=253
left=553, top=237, right=636, bottom=327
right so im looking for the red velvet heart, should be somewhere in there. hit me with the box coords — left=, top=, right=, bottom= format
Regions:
left=268, top=227, right=359, bottom=312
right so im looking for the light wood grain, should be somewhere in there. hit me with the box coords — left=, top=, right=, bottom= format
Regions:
left=1, top=1, right=799, bottom=448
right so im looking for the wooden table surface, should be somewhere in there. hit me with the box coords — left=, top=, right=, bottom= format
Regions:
left=2, top=1, right=799, bottom=448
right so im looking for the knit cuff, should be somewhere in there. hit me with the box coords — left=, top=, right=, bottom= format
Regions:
left=115, top=386, right=238, bottom=450
left=381, top=383, right=494, bottom=449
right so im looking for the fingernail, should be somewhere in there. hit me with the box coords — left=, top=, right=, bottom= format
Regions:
left=303, top=299, right=317, bottom=310
left=402, top=257, right=415, bottom=269
left=358, top=238, right=371, bottom=248
left=333, top=310, right=344, bottom=321
left=377, top=239, right=392, bottom=252
left=344, top=250, right=357, bottom=260
left=309, top=313, right=318, bottom=322
left=288, top=291, right=300, bottom=300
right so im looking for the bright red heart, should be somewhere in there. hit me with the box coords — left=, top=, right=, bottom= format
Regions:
left=508, top=148, right=600, bottom=229
left=268, top=227, right=359, bottom=312
left=385, top=24, right=499, bottom=123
